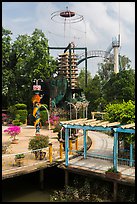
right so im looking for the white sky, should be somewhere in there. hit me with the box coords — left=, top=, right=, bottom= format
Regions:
left=2, top=2, right=135, bottom=77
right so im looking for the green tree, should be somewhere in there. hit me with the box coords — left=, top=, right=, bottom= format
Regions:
left=84, top=74, right=102, bottom=112
left=119, top=55, right=132, bottom=71
left=2, top=27, right=13, bottom=106
left=2, top=28, right=58, bottom=110
left=102, top=69, right=135, bottom=104
left=97, top=59, right=114, bottom=83
left=77, top=68, right=92, bottom=91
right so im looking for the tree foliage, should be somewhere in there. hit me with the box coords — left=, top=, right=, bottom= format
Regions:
left=84, top=74, right=102, bottom=112
left=77, top=68, right=92, bottom=91
left=2, top=27, right=58, bottom=109
left=104, top=100, right=135, bottom=124
left=77, top=57, right=135, bottom=114
left=102, top=69, right=135, bottom=104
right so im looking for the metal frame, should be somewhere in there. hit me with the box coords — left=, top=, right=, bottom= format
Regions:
left=60, top=121, right=135, bottom=171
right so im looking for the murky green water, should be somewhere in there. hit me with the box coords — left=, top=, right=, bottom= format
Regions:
left=2, top=166, right=65, bottom=202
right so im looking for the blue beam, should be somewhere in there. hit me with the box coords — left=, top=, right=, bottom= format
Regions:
left=130, top=143, right=133, bottom=167
left=65, top=127, right=69, bottom=166
left=83, top=129, right=87, bottom=158
left=113, top=132, right=118, bottom=172
left=113, top=127, right=135, bottom=134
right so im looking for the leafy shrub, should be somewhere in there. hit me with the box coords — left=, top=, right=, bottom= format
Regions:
left=15, top=103, right=27, bottom=110
left=15, top=153, right=25, bottom=159
left=105, top=167, right=119, bottom=173
left=104, top=100, right=135, bottom=124
left=12, top=119, right=23, bottom=126
left=8, top=103, right=28, bottom=123
left=50, top=179, right=91, bottom=202
left=15, top=109, right=28, bottom=124
left=40, top=110, right=48, bottom=126
left=52, top=124, right=62, bottom=132
left=28, top=135, right=49, bottom=151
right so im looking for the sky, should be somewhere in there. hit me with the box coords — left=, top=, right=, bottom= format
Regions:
left=2, top=2, right=135, bottom=77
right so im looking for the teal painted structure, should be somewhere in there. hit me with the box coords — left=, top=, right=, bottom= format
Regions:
left=61, top=123, right=135, bottom=171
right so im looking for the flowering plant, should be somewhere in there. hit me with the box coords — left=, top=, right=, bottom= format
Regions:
left=45, top=114, right=60, bottom=126
left=2, top=113, right=11, bottom=124
left=4, top=125, right=21, bottom=140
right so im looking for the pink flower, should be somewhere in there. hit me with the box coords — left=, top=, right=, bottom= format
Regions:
left=4, top=125, right=21, bottom=137
left=45, top=114, right=60, bottom=125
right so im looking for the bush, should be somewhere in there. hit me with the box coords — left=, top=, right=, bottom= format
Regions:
left=15, top=109, right=28, bottom=124
left=15, top=103, right=27, bottom=110
left=28, top=135, right=49, bottom=151
left=40, top=110, right=48, bottom=126
left=12, top=119, right=22, bottom=126
left=104, top=100, right=135, bottom=124
left=8, top=103, right=28, bottom=124
left=52, top=124, right=62, bottom=133
left=15, top=153, right=25, bottom=159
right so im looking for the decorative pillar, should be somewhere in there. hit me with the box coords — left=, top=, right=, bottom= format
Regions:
left=32, top=79, right=43, bottom=135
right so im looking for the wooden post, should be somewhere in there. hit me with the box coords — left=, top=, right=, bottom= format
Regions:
left=69, top=137, right=73, bottom=155
left=65, top=170, right=69, bottom=187
left=49, top=142, right=52, bottom=163
left=39, top=169, right=44, bottom=190
left=60, top=140, right=63, bottom=159
left=75, top=135, right=78, bottom=151
left=113, top=181, right=118, bottom=201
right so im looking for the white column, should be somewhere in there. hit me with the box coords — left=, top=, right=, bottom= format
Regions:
left=114, top=46, right=119, bottom=74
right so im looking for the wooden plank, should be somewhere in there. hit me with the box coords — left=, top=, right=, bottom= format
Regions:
left=106, top=122, right=121, bottom=127
left=120, top=123, right=135, bottom=129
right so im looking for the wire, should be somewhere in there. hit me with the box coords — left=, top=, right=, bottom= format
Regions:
left=118, top=2, right=120, bottom=37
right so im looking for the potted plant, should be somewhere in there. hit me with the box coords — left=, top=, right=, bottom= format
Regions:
left=105, top=167, right=121, bottom=179
left=15, top=153, right=25, bottom=167
left=4, top=125, right=21, bottom=144
left=28, top=135, right=49, bottom=160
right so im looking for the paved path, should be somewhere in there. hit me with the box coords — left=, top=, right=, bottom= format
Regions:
left=2, top=125, right=61, bottom=154
left=87, top=131, right=113, bottom=156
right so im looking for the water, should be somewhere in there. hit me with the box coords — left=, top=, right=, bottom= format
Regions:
left=2, top=166, right=65, bottom=202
